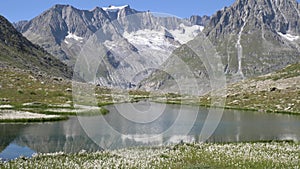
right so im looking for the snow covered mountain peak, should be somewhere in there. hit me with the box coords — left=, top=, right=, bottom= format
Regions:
left=102, top=5, right=129, bottom=12
left=15, top=4, right=210, bottom=89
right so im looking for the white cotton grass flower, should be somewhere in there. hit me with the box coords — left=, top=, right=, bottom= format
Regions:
left=0, top=105, right=13, bottom=109
left=0, top=142, right=299, bottom=168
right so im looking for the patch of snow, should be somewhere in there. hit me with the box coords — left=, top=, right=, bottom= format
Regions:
left=167, top=24, right=203, bottom=44
left=102, top=5, right=128, bottom=12
left=123, top=29, right=178, bottom=51
left=200, top=26, right=204, bottom=31
left=277, top=32, right=300, bottom=41
left=64, top=31, right=84, bottom=44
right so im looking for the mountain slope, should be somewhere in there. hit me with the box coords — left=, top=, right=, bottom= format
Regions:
left=141, top=0, right=300, bottom=93
left=0, top=15, right=72, bottom=78
left=17, top=5, right=113, bottom=65
left=204, top=0, right=300, bottom=78
left=201, top=62, right=300, bottom=114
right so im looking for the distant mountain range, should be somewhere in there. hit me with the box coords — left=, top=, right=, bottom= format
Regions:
left=3, top=0, right=300, bottom=93
left=13, top=4, right=207, bottom=88
left=0, top=15, right=72, bottom=78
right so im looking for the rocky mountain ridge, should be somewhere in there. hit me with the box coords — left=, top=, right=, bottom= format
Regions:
left=14, top=4, right=207, bottom=88
left=0, top=15, right=72, bottom=78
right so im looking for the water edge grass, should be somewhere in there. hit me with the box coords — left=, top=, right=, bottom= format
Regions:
left=0, top=116, right=68, bottom=123
left=1, top=141, right=299, bottom=168
left=0, top=103, right=110, bottom=123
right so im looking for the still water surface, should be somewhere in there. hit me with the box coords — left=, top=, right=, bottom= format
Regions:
left=1, top=102, right=300, bottom=160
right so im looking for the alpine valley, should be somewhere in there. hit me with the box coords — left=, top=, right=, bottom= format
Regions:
left=1, top=0, right=300, bottom=168
left=11, top=0, right=300, bottom=93
left=0, top=0, right=297, bottom=107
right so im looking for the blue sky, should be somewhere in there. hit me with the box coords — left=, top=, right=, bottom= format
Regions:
left=0, top=0, right=237, bottom=22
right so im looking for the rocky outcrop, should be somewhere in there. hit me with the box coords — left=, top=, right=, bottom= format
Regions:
left=12, top=20, right=28, bottom=32
left=189, top=15, right=210, bottom=26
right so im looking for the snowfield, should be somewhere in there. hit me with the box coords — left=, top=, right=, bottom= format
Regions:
left=123, top=29, right=179, bottom=51
left=64, top=31, right=84, bottom=44
left=167, top=24, right=203, bottom=44
left=277, top=32, right=300, bottom=41
left=102, top=5, right=129, bottom=12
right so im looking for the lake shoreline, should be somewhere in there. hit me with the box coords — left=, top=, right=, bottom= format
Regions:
left=0, top=104, right=110, bottom=123
left=1, top=99, right=299, bottom=123
left=0, top=109, right=68, bottom=123
left=154, top=100, right=300, bottom=116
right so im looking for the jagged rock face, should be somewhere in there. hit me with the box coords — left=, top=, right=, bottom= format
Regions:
left=141, top=0, right=300, bottom=93
left=0, top=15, right=72, bottom=78
left=204, top=0, right=300, bottom=78
left=16, top=5, right=205, bottom=88
left=12, top=20, right=28, bottom=32
left=189, top=15, right=210, bottom=26
left=18, top=5, right=114, bottom=64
